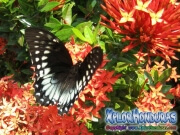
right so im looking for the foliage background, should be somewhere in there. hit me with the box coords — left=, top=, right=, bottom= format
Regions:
left=0, top=0, right=180, bottom=135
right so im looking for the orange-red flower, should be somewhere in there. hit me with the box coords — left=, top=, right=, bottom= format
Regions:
left=65, top=40, right=121, bottom=122
left=0, top=76, right=92, bottom=135
left=135, top=83, right=174, bottom=112
left=142, top=60, right=180, bottom=82
left=26, top=105, right=93, bottom=135
left=0, top=37, right=6, bottom=55
left=101, top=0, right=180, bottom=63
left=0, top=78, right=35, bottom=134
left=169, top=84, right=180, bottom=98
left=0, top=75, right=23, bottom=99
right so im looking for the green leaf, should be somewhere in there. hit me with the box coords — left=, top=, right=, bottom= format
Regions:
left=18, top=36, right=24, bottom=46
left=90, top=0, right=96, bottom=9
left=40, top=1, right=59, bottom=12
left=105, top=28, right=114, bottom=40
left=56, top=27, right=73, bottom=41
left=45, top=16, right=62, bottom=30
left=144, top=71, right=154, bottom=86
left=18, top=0, right=32, bottom=10
left=72, top=28, right=88, bottom=42
left=115, top=62, right=128, bottom=72
left=0, top=0, right=9, bottom=3
left=98, top=41, right=105, bottom=52
left=44, top=22, right=61, bottom=30
left=21, top=69, right=32, bottom=75
left=38, top=0, right=48, bottom=7
left=166, top=94, right=174, bottom=100
left=158, top=68, right=172, bottom=84
left=117, top=56, right=135, bottom=64
left=92, top=21, right=100, bottom=44
left=49, top=16, right=61, bottom=24
left=78, top=5, right=88, bottom=14
left=16, top=50, right=28, bottom=61
left=84, top=26, right=93, bottom=44
left=115, top=103, right=120, bottom=109
left=153, top=70, right=159, bottom=83
left=62, top=3, right=74, bottom=25
left=76, top=21, right=93, bottom=33
left=161, top=85, right=171, bottom=93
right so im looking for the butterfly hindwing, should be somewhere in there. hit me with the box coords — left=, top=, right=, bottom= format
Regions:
left=25, top=27, right=103, bottom=115
left=57, top=48, right=103, bottom=114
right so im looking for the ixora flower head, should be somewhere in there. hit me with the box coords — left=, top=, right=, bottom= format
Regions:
left=134, top=83, right=174, bottom=112
left=101, top=0, right=180, bottom=63
left=0, top=76, right=92, bottom=134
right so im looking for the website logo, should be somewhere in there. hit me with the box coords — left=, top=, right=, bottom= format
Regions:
left=104, top=108, right=178, bottom=131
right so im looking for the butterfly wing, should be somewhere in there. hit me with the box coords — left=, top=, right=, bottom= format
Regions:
left=25, top=28, right=73, bottom=105
left=25, top=28, right=103, bottom=115
left=57, top=47, right=103, bottom=114
left=77, top=47, right=103, bottom=93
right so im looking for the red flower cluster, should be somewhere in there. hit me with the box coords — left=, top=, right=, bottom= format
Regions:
left=135, top=83, right=174, bottom=112
left=0, top=76, right=92, bottom=134
left=65, top=39, right=121, bottom=122
left=0, top=40, right=120, bottom=134
left=0, top=75, right=23, bottom=99
left=101, top=0, right=180, bottom=63
left=26, top=106, right=93, bottom=135
left=0, top=37, right=6, bottom=55
left=0, top=76, right=35, bottom=134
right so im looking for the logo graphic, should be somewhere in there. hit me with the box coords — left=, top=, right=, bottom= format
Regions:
left=104, top=108, right=178, bottom=131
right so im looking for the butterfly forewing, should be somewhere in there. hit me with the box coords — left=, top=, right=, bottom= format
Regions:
left=25, top=28, right=73, bottom=74
left=25, top=28, right=103, bottom=115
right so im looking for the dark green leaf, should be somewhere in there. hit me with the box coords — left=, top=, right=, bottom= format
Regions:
left=166, top=94, right=174, bottom=100
left=21, top=69, right=32, bottom=75
left=158, top=68, right=172, bottom=84
left=154, top=70, right=159, bottom=83
left=161, top=85, right=172, bottom=93
left=144, top=71, right=154, bottom=86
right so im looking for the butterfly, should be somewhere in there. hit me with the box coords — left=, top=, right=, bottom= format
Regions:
left=25, top=28, right=103, bottom=115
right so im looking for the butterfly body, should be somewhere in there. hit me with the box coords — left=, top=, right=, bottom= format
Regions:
left=25, top=28, right=103, bottom=115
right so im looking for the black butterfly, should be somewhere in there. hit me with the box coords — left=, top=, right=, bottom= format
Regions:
left=25, top=28, right=103, bottom=115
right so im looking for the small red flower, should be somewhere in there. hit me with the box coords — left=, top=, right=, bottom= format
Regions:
left=169, top=84, right=180, bottom=98
left=0, top=75, right=23, bottom=99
